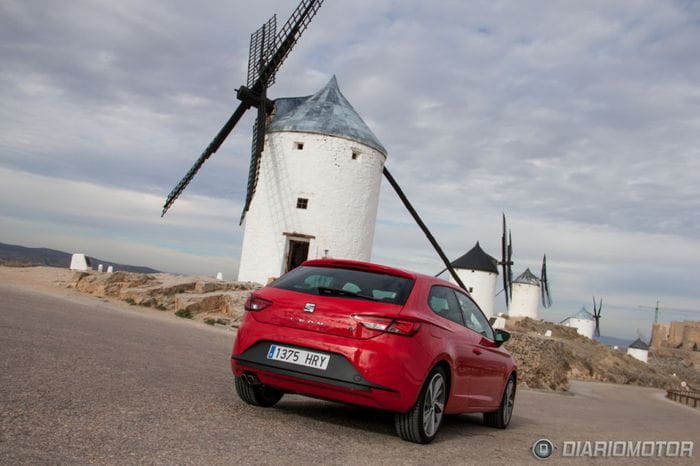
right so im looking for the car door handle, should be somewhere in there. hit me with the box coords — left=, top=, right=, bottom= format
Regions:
left=472, top=348, right=482, bottom=355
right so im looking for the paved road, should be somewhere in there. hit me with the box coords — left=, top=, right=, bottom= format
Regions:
left=1, top=284, right=698, bottom=465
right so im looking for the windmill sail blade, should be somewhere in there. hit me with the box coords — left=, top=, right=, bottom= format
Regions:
left=500, top=214, right=510, bottom=308
left=382, top=167, right=468, bottom=292
left=239, top=105, right=267, bottom=224
left=258, top=0, right=324, bottom=88
left=162, top=0, right=325, bottom=218
left=592, top=295, right=602, bottom=337
left=247, top=15, right=277, bottom=89
left=162, top=101, right=250, bottom=216
left=540, top=255, right=546, bottom=305
left=541, top=254, right=552, bottom=308
left=507, top=230, right=513, bottom=297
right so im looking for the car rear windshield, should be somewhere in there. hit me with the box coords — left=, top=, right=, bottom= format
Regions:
left=272, top=266, right=415, bottom=305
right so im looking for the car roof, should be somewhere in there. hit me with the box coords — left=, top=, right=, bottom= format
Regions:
left=301, top=258, right=456, bottom=288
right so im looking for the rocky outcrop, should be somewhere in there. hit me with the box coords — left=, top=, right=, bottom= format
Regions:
left=504, top=317, right=698, bottom=391
left=504, top=333, right=571, bottom=390
left=70, top=271, right=259, bottom=325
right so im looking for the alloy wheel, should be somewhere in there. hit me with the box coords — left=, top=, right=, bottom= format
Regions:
left=422, top=373, right=446, bottom=437
left=503, top=379, right=515, bottom=425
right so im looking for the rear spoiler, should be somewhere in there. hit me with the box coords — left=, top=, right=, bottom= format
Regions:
left=302, top=259, right=415, bottom=280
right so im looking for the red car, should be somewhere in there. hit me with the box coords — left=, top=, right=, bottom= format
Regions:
left=231, top=259, right=517, bottom=443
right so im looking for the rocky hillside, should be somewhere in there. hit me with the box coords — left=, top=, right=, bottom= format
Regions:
left=67, top=270, right=700, bottom=392
left=504, top=317, right=700, bottom=391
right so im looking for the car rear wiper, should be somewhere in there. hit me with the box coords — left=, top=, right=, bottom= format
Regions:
left=317, top=287, right=379, bottom=302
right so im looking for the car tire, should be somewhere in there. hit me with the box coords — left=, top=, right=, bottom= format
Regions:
left=483, top=375, right=515, bottom=429
left=395, top=367, right=447, bottom=444
left=235, top=375, right=284, bottom=407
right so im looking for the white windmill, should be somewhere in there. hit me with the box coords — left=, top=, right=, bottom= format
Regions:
left=561, top=297, right=602, bottom=339
left=442, top=215, right=520, bottom=319
left=627, top=338, right=649, bottom=363
left=447, top=242, right=500, bottom=318
left=161, top=0, right=484, bottom=291
left=237, top=77, right=386, bottom=283
left=509, top=256, right=553, bottom=320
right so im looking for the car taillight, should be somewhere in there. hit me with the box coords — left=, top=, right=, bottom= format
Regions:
left=352, top=315, right=420, bottom=336
left=245, top=295, right=272, bottom=311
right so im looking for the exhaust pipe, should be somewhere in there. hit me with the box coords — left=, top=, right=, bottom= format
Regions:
left=243, top=372, right=261, bottom=385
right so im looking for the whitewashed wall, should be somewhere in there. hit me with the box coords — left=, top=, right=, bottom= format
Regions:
left=626, top=347, right=649, bottom=363
left=509, top=282, right=540, bottom=319
left=237, top=131, right=386, bottom=284
left=450, top=269, right=498, bottom=318
left=562, top=318, right=596, bottom=339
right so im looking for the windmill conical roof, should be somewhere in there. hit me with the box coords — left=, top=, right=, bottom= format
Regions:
left=561, top=307, right=594, bottom=323
left=268, top=76, right=387, bottom=155
left=450, top=242, right=498, bottom=274
left=514, top=268, right=540, bottom=285
left=628, top=338, right=649, bottom=350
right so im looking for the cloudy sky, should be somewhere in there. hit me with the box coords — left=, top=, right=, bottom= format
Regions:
left=2, top=0, right=699, bottom=340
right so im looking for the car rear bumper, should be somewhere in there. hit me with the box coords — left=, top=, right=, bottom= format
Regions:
left=232, top=341, right=397, bottom=392
left=231, top=315, right=431, bottom=412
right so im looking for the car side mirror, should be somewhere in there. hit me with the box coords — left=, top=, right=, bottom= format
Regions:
left=494, top=329, right=510, bottom=347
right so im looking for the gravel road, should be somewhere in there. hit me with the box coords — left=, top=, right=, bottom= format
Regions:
left=1, top=282, right=698, bottom=465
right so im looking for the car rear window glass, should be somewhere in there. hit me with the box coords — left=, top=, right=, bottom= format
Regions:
left=428, top=285, right=466, bottom=326
left=272, top=266, right=415, bottom=305
left=454, top=290, right=494, bottom=340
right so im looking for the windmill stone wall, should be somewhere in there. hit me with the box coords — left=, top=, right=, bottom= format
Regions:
left=237, top=78, right=386, bottom=284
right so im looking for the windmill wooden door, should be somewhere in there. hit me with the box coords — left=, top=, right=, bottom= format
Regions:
left=286, top=240, right=309, bottom=273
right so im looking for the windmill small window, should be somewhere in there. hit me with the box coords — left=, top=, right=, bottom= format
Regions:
left=351, top=149, right=360, bottom=160
left=295, top=142, right=304, bottom=150
left=296, top=197, right=308, bottom=209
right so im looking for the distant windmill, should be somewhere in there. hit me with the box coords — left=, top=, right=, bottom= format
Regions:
left=509, top=254, right=553, bottom=320
left=435, top=214, right=513, bottom=317
left=561, top=297, right=601, bottom=339
left=627, top=332, right=650, bottom=363
left=592, top=295, right=603, bottom=337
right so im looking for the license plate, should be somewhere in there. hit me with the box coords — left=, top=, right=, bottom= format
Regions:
left=266, top=344, right=330, bottom=370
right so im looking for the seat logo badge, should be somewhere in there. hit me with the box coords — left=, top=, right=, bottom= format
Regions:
left=304, top=303, right=316, bottom=313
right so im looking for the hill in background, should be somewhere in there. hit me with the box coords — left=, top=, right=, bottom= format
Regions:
left=0, top=242, right=159, bottom=274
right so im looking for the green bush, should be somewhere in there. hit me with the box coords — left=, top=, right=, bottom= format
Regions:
left=204, top=318, right=216, bottom=325
left=175, top=309, right=192, bottom=319
left=125, top=298, right=136, bottom=305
